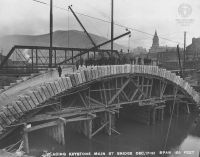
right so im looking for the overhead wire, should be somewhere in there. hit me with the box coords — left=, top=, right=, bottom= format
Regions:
left=31, top=0, right=182, bottom=45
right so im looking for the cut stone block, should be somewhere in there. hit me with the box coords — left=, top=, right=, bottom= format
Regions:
left=80, top=71, right=86, bottom=83
left=45, top=83, right=56, bottom=96
left=18, top=96, right=32, bottom=111
left=77, top=73, right=83, bottom=84
left=0, top=114, right=6, bottom=128
left=69, top=75, right=77, bottom=86
left=20, top=96, right=34, bottom=109
left=7, top=105, right=20, bottom=119
left=10, top=83, right=16, bottom=86
left=0, top=111, right=12, bottom=126
left=16, top=80, right=22, bottom=83
left=58, top=78, right=65, bottom=92
left=50, top=82, right=59, bottom=95
left=25, top=95, right=37, bottom=109
left=12, top=101, right=23, bottom=116
left=2, top=107, right=16, bottom=124
left=32, top=91, right=44, bottom=104
left=62, top=78, right=69, bottom=90
left=15, top=101, right=28, bottom=113
left=74, top=73, right=80, bottom=85
left=26, top=91, right=40, bottom=106
left=41, top=85, right=51, bottom=99
left=93, top=68, right=98, bottom=78
left=36, top=87, right=47, bottom=102
left=21, top=77, right=29, bottom=81
left=67, top=77, right=73, bottom=88
left=54, top=81, right=62, bottom=93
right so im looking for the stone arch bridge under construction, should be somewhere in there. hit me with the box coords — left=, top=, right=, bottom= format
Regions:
left=0, top=64, right=200, bottom=153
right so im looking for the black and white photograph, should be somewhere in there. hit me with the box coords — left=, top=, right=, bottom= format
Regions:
left=0, top=0, right=200, bottom=156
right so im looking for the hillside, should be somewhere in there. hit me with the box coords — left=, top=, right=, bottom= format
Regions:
left=0, top=30, right=127, bottom=55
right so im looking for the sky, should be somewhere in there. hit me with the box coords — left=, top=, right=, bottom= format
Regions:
left=0, top=0, right=200, bottom=49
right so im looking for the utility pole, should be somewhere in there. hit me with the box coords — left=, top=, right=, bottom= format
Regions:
left=128, top=34, right=131, bottom=53
left=49, top=0, right=53, bottom=68
left=177, top=44, right=183, bottom=77
left=183, top=31, right=186, bottom=78
left=111, top=0, right=114, bottom=55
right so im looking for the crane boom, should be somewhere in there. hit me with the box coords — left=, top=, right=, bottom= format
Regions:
left=68, top=6, right=96, bottom=47
left=58, top=31, right=131, bottom=65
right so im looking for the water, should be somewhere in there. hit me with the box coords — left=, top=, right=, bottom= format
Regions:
left=29, top=113, right=200, bottom=157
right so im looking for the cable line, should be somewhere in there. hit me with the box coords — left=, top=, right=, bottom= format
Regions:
left=31, top=0, right=182, bottom=45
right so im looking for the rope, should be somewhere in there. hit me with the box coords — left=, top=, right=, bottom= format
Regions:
left=163, top=86, right=177, bottom=150
left=4, top=139, right=22, bottom=152
left=16, top=141, right=24, bottom=152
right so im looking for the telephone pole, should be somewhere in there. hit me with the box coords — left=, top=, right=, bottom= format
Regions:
left=111, top=0, right=114, bottom=54
left=183, top=31, right=186, bottom=78
left=49, top=0, right=53, bottom=68
left=177, top=44, right=183, bottom=77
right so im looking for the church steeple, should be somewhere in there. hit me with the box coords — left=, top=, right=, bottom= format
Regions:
left=152, top=30, right=159, bottom=48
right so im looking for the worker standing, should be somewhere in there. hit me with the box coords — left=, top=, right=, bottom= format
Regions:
left=57, top=65, right=62, bottom=77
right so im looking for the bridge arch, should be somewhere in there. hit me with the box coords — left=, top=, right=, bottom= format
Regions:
left=0, top=65, right=199, bottom=144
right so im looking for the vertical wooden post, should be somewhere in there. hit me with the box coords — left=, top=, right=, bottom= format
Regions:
left=108, top=80, right=112, bottom=101
left=49, top=0, right=53, bottom=68
left=104, top=112, right=112, bottom=136
left=186, top=104, right=190, bottom=114
left=72, top=50, right=74, bottom=64
left=31, top=49, right=34, bottom=72
left=111, top=0, right=114, bottom=54
left=36, top=49, right=38, bottom=66
left=46, top=121, right=65, bottom=145
left=94, top=51, right=96, bottom=60
left=156, top=109, right=159, bottom=121
left=54, top=50, right=57, bottom=67
left=183, top=31, right=186, bottom=78
left=116, top=78, right=120, bottom=118
left=146, top=79, right=149, bottom=97
left=102, top=82, right=108, bottom=107
left=176, top=102, right=179, bottom=116
left=65, top=50, right=67, bottom=62
left=83, top=121, right=87, bottom=137
left=108, top=112, right=112, bottom=136
left=23, top=129, right=29, bottom=154
left=89, top=87, right=91, bottom=108
left=58, top=120, right=65, bottom=145
left=57, top=125, right=60, bottom=144
left=141, top=76, right=144, bottom=93
left=149, top=79, right=153, bottom=98
left=83, top=119, right=92, bottom=139
left=99, top=84, right=104, bottom=105
left=168, top=104, right=173, bottom=115
left=161, top=108, right=164, bottom=121
left=151, top=107, right=156, bottom=125
left=88, top=119, right=92, bottom=139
